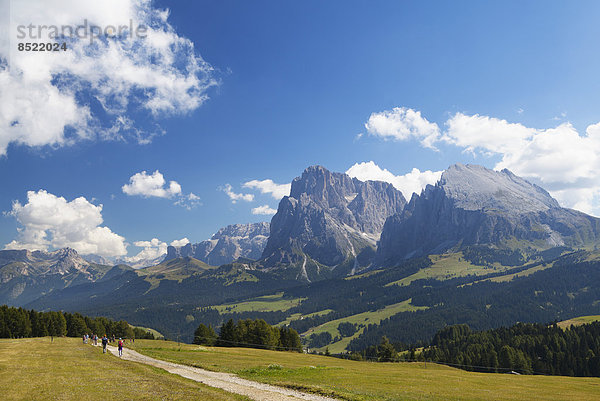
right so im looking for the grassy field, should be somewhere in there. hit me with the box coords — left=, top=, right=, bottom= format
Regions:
left=384, top=253, right=511, bottom=287
left=0, top=337, right=247, bottom=401
left=276, top=309, right=334, bottom=327
left=343, top=270, right=385, bottom=280
left=485, top=262, right=554, bottom=283
left=129, top=323, right=164, bottom=339
left=213, top=292, right=306, bottom=313
left=129, top=339, right=600, bottom=401
left=558, top=315, right=600, bottom=329
left=301, top=299, right=428, bottom=353
left=136, top=257, right=216, bottom=290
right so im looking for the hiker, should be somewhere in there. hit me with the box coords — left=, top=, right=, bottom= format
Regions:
left=102, top=335, right=108, bottom=353
left=118, top=338, right=124, bottom=357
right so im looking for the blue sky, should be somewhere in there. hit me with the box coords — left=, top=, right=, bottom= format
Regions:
left=1, top=1, right=600, bottom=261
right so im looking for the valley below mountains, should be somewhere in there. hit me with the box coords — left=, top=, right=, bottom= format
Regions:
left=2, top=163, right=600, bottom=352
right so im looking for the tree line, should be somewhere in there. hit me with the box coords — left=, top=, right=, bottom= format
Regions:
left=338, top=320, right=600, bottom=377
left=193, top=318, right=302, bottom=352
left=0, top=305, right=155, bottom=340
left=421, top=322, right=600, bottom=376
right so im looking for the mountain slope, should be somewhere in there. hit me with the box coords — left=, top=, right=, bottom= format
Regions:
left=260, top=165, right=406, bottom=280
left=377, top=164, right=600, bottom=266
left=0, top=248, right=116, bottom=306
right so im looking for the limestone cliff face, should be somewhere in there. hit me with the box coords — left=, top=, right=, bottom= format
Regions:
left=376, top=164, right=600, bottom=266
left=261, top=165, right=406, bottom=273
left=165, top=222, right=270, bottom=266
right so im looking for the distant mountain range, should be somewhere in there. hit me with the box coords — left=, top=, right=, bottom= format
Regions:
left=165, top=222, right=270, bottom=266
left=77, top=163, right=600, bottom=278
left=2, top=163, right=600, bottom=350
left=0, top=248, right=129, bottom=306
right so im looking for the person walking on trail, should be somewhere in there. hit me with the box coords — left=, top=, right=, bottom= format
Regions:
left=102, top=335, right=108, bottom=354
left=118, top=338, right=124, bottom=357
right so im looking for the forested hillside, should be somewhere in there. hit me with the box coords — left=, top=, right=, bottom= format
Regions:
left=422, top=321, right=600, bottom=376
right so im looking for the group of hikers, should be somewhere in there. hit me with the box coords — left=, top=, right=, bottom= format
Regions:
left=83, top=333, right=133, bottom=357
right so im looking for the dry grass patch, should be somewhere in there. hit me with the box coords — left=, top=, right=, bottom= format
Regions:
left=0, top=337, right=247, bottom=401
left=130, top=339, right=600, bottom=401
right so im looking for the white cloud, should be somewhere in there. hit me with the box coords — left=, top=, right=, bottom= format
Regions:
left=221, top=184, right=254, bottom=203
left=174, top=192, right=201, bottom=210
left=122, top=170, right=181, bottom=198
left=4, top=189, right=127, bottom=257
left=0, top=0, right=216, bottom=156
left=170, top=238, right=189, bottom=247
left=123, top=236, right=190, bottom=265
left=243, top=179, right=291, bottom=200
left=444, top=113, right=535, bottom=156
left=364, top=106, right=600, bottom=215
left=364, top=107, right=440, bottom=149
left=251, top=205, right=277, bottom=215
left=443, top=113, right=600, bottom=216
left=124, top=237, right=167, bottom=264
left=346, top=161, right=442, bottom=198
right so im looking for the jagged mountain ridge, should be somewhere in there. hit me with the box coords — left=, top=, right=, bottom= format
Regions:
left=376, top=164, right=600, bottom=266
left=0, top=248, right=90, bottom=280
left=0, top=248, right=118, bottom=306
left=260, top=165, right=406, bottom=279
left=165, top=222, right=270, bottom=266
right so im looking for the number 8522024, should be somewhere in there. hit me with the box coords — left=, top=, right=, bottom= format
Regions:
left=17, top=42, right=67, bottom=51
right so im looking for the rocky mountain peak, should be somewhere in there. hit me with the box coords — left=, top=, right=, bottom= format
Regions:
left=376, top=164, right=600, bottom=266
left=437, top=164, right=559, bottom=214
left=213, top=222, right=270, bottom=240
left=290, top=165, right=356, bottom=206
left=0, top=247, right=102, bottom=305
left=165, top=222, right=270, bottom=266
left=38, top=248, right=90, bottom=275
left=261, top=165, right=407, bottom=275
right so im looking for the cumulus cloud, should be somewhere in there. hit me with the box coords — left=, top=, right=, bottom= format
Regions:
left=443, top=113, right=600, bottom=215
left=346, top=161, right=442, bottom=198
left=364, top=106, right=600, bottom=215
left=221, top=184, right=254, bottom=203
left=124, top=237, right=166, bottom=264
left=251, top=205, right=277, bottom=215
left=0, top=0, right=216, bottom=156
left=170, top=237, right=189, bottom=247
left=243, top=179, right=291, bottom=200
left=123, top=236, right=190, bottom=265
left=364, top=107, right=440, bottom=149
left=122, top=170, right=201, bottom=209
left=4, top=189, right=127, bottom=257
left=122, top=170, right=181, bottom=198
left=444, top=113, right=535, bottom=156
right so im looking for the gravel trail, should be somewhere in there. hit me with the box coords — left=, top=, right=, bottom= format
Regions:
left=105, top=345, right=339, bottom=401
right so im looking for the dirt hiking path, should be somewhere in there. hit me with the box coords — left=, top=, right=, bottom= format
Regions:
left=105, top=345, right=339, bottom=401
